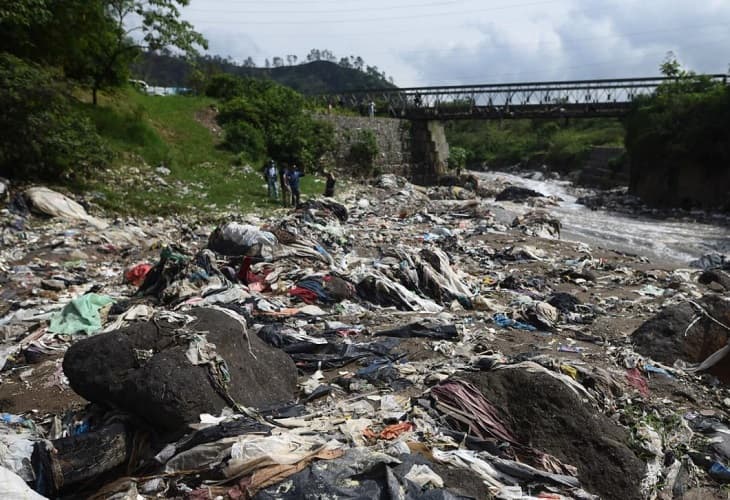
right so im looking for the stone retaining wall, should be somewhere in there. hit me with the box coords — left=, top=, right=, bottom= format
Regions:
left=316, top=114, right=410, bottom=175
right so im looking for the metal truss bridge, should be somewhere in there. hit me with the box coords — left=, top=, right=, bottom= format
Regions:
left=321, top=75, right=728, bottom=120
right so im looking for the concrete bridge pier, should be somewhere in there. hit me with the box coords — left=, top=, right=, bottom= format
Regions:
left=409, top=120, right=449, bottom=185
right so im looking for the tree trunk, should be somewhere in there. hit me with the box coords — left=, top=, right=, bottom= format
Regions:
left=32, top=423, right=132, bottom=497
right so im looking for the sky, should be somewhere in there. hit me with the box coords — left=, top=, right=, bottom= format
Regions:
left=179, top=0, right=730, bottom=87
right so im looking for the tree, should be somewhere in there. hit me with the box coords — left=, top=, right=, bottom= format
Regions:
left=0, top=0, right=208, bottom=105
left=0, top=54, right=109, bottom=180
left=306, top=49, right=321, bottom=62
left=89, top=1, right=207, bottom=105
left=286, top=54, right=297, bottom=66
left=660, top=52, right=684, bottom=78
left=272, top=56, right=283, bottom=68
left=448, top=146, right=468, bottom=172
left=347, top=130, right=378, bottom=175
left=338, top=57, right=351, bottom=69
left=243, top=56, right=256, bottom=68
left=216, top=77, right=335, bottom=165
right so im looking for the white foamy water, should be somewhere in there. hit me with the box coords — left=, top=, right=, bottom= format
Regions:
left=479, top=171, right=730, bottom=265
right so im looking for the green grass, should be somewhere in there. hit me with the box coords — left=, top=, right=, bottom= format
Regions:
left=79, top=87, right=324, bottom=216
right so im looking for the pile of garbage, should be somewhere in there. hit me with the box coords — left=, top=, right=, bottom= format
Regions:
left=1, top=179, right=730, bottom=499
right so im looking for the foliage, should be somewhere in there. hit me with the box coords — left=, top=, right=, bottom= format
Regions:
left=223, top=121, right=266, bottom=160
left=625, top=67, right=729, bottom=180
left=81, top=88, right=326, bottom=215
left=0, top=0, right=207, bottom=104
left=0, top=54, right=109, bottom=180
left=347, top=130, right=379, bottom=175
left=84, top=100, right=170, bottom=168
left=448, top=146, right=468, bottom=170
left=446, top=118, right=624, bottom=171
left=205, top=73, right=245, bottom=100
left=215, top=77, right=336, bottom=166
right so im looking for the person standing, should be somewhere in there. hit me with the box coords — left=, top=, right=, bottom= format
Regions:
left=264, top=159, right=278, bottom=200
left=287, top=164, right=305, bottom=208
left=368, top=100, right=375, bottom=118
left=280, top=165, right=292, bottom=207
left=323, top=171, right=336, bottom=197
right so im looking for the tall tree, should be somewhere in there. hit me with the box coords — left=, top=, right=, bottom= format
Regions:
left=0, top=0, right=208, bottom=104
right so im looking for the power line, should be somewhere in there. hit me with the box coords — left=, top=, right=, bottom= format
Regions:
left=187, top=0, right=575, bottom=25
left=185, top=0, right=471, bottom=15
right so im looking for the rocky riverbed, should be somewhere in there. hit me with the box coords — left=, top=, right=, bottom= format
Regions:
left=1, top=173, right=729, bottom=499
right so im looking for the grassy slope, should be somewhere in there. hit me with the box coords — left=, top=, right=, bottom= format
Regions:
left=81, top=88, right=322, bottom=216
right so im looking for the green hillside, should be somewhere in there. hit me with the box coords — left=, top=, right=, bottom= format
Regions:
left=79, top=88, right=324, bottom=217
left=133, top=53, right=396, bottom=95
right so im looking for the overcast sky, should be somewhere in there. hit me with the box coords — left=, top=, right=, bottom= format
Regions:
left=180, top=0, right=730, bottom=87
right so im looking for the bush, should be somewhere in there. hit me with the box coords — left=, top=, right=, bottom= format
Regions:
left=205, top=73, right=245, bottom=101
left=0, top=53, right=109, bottom=180
left=223, top=121, right=266, bottom=162
left=347, top=129, right=378, bottom=175
left=448, top=146, right=468, bottom=170
left=216, top=77, right=336, bottom=166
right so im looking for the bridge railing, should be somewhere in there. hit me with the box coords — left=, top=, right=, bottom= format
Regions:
left=318, top=75, right=728, bottom=119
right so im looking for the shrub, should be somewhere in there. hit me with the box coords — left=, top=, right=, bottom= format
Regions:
left=205, top=73, right=245, bottom=101
left=216, top=77, right=336, bottom=166
left=223, top=121, right=266, bottom=162
left=0, top=53, right=109, bottom=180
left=347, top=129, right=378, bottom=175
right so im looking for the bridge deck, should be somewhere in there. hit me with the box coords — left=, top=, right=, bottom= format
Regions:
left=321, top=75, right=728, bottom=120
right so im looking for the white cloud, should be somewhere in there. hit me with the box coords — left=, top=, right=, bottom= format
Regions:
left=180, top=0, right=730, bottom=86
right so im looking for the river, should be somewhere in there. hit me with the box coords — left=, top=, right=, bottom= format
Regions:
left=478, top=170, right=730, bottom=266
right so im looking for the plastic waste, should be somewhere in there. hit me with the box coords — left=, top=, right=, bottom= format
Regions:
left=0, top=466, right=47, bottom=500
left=48, top=293, right=115, bottom=335
left=493, top=313, right=537, bottom=331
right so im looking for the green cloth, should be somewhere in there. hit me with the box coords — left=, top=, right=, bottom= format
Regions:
left=48, top=293, right=115, bottom=335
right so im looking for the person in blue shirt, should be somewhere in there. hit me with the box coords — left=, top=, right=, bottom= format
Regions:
left=287, top=164, right=305, bottom=208
left=263, top=159, right=278, bottom=200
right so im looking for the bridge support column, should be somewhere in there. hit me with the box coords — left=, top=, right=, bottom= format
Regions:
left=409, top=120, right=449, bottom=185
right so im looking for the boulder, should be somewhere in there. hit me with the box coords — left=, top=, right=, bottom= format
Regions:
left=63, top=308, right=297, bottom=435
left=464, top=369, right=645, bottom=500
left=631, top=296, right=730, bottom=380
left=699, top=270, right=730, bottom=291
left=495, top=186, right=545, bottom=202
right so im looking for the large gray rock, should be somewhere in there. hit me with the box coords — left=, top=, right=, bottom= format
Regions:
left=63, top=308, right=297, bottom=435
left=631, top=296, right=730, bottom=380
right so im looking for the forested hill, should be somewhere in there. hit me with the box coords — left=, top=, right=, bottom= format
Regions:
left=132, top=53, right=397, bottom=94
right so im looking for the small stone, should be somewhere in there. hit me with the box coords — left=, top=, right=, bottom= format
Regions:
left=67, top=249, right=89, bottom=261
left=723, top=398, right=730, bottom=408
left=41, top=279, right=66, bottom=291
left=709, top=282, right=726, bottom=293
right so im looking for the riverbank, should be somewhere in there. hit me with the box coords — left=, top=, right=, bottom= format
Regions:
left=477, top=168, right=730, bottom=265
left=1, top=176, right=729, bottom=498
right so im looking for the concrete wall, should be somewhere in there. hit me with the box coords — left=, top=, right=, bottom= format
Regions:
left=410, top=121, right=450, bottom=185
left=316, top=114, right=410, bottom=175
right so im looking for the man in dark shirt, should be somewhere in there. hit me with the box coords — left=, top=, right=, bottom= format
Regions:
left=287, top=164, right=305, bottom=208
left=324, top=171, right=336, bottom=197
